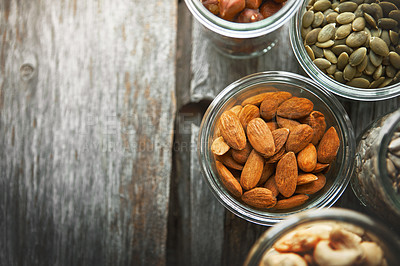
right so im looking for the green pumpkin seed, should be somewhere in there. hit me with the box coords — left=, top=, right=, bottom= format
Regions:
left=301, top=26, right=312, bottom=39
left=303, top=11, right=315, bottom=28
left=365, top=60, right=377, bottom=75
left=312, top=45, right=325, bottom=58
left=384, top=0, right=400, bottom=9
left=305, top=28, right=322, bottom=45
left=334, top=71, right=346, bottom=83
left=312, top=12, right=325, bottom=28
left=346, top=77, right=371, bottom=88
left=373, top=65, right=384, bottom=80
left=336, top=12, right=356, bottom=24
left=343, top=64, right=357, bottom=81
left=337, top=52, right=349, bottom=70
left=352, top=17, right=366, bottom=31
left=370, top=77, right=385, bottom=88
left=305, top=45, right=315, bottom=61
left=389, top=51, right=400, bottom=69
left=357, top=55, right=369, bottom=72
left=318, top=23, right=336, bottom=42
left=354, top=5, right=364, bottom=18
left=336, top=2, right=358, bottom=13
left=314, top=58, right=332, bottom=69
left=387, top=65, right=397, bottom=77
left=381, top=30, right=391, bottom=47
left=314, top=0, right=331, bottom=12
left=346, top=31, right=369, bottom=47
left=372, top=3, right=384, bottom=19
left=350, top=47, right=367, bottom=66
left=389, top=10, right=400, bottom=23
left=364, top=13, right=377, bottom=29
left=378, top=18, right=398, bottom=29
left=390, top=30, right=399, bottom=45
left=332, top=44, right=354, bottom=55
left=316, top=40, right=335, bottom=48
left=370, top=37, right=390, bottom=56
left=335, top=24, right=352, bottom=39
left=369, top=50, right=384, bottom=67
left=326, top=64, right=337, bottom=75
left=324, top=49, right=338, bottom=63
left=326, top=12, right=339, bottom=23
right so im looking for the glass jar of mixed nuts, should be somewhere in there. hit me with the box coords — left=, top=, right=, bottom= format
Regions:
left=352, top=108, right=400, bottom=227
left=244, top=208, right=400, bottom=266
left=184, top=0, right=302, bottom=58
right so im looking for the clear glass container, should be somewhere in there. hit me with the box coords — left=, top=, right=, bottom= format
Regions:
left=244, top=208, right=400, bottom=266
left=184, top=0, right=302, bottom=58
left=351, top=108, right=400, bottom=227
left=198, top=71, right=355, bottom=226
left=290, top=0, right=400, bottom=101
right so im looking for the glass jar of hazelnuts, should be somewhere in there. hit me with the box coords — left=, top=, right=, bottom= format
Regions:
left=198, top=71, right=355, bottom=225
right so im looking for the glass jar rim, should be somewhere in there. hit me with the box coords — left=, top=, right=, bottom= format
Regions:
left=244, top=208, right=400, bottom=266
left=289, top=0, right=400, bottom=101
left=198, top=71, right=356, bottom=226
left=184, top=0, right=302, bottom=38
left=378, top=109, right=400, bottom=212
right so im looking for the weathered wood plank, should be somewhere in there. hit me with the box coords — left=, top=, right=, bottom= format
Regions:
left=0, top=0, right=177, bottom=265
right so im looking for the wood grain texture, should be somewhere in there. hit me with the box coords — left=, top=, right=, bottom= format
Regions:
left=0, top=0, right=177, bottom=265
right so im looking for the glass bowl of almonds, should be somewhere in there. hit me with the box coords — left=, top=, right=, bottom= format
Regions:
left=290, top=0, right=400, bottom=101
left=198, top=71, right=355, bottom=225
left=244, top=208, right=400, bottom=265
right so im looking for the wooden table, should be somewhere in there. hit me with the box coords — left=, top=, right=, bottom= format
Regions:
left=1, top=0, right=399, bottom=265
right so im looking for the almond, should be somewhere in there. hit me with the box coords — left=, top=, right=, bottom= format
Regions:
left=247, top=118, right=275, bottom=157
left=275, top=152, right=298, bottom=197
left=258, top=163, right=275, bottom=186
left=275, top=194, right=310, bottom=210
left=211, top=136, right=230, bottom=156
left=216, top=152, right=244, bottom=170
left=265, top=148, right=285, bottom=164
left=216, top=161, right=243, bottom=198
left=297, top=173, right=319, bottom=185
left=263, top=175, right=279, bottom=197
left=317, top=126, right=340, bottom=164
left=276, top=116, right=301, bottom=132
left=300, top=111, right=326, bottom=145
left=219, top=110, right=247, bottom=150
left=312, top=163, right=330, bottom=173
left=238, top=104, right=260, bottom=130
left=297, top=143, right=317, bottom=172
left=240, top=149, right=264, bottom=190
left=266, top=121, right=278, bottom=131
left=277, top=97, right=314, bottom=119
left=295, top=173, right=326, bottom=194
left=260, top=91, right=293, bottom=120
left=272, top=128, right=290, bottom=153
left=241, top=187, right=277, bottom=209
left=241, top=92, right=271, bottom=106
left=286, top=124, right=314, bottom=153
left=230, top=105, right=243, bottom=116
left=231, top=142, right=252, bottom=164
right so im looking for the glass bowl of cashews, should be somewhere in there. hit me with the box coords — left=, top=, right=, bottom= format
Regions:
left=244, top=208, right=400, bottom=266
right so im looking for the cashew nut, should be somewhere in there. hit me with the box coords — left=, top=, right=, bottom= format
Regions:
left=261, top=253, right=307, bottom=266
left=359, top=241, right=384, bottom=266
left=313, top=240, right=363, bottom=266
left=329, top=226, right=362, bottom=250
left=274, top=229, right=320, bottom=253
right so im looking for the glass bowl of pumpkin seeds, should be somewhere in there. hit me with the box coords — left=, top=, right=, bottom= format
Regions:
left=290, top=0, right=400, bottom=101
